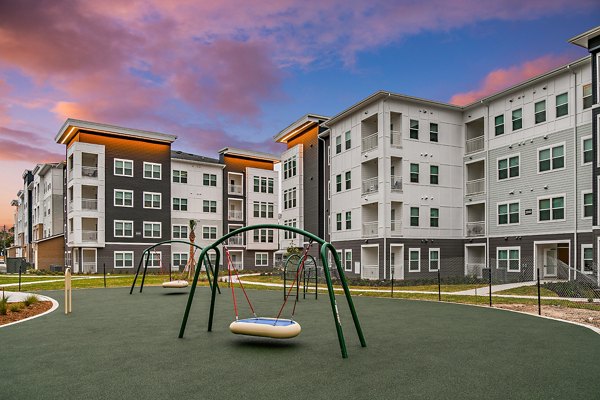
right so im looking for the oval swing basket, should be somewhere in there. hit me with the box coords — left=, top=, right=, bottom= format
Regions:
left=162, top=280, right=189, bottom=289
left=229, top=317, right=301, bottom=339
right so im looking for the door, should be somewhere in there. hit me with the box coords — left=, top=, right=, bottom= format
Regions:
left=230, top=252, right=243, bottom=270
left=82, top=248, right=97, bottom=274
left=543, top=248, right=557, bottom=277
left=73, top=249, right=80, bottom=273
left=390, top=245, right=404, bottom=280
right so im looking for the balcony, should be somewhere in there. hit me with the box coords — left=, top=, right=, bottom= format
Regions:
left=228, top=235, right=244, bottom=246
left=466, top=221, right=485, bottom=237
left=82, top=198, right=98, bottom=211
left=362, top=177, right=378, bottom=195
left=229, top=210, right=243, bottom=220
left=390, top=220, right=402, bottom=236
left=391, top=175, right=403, bottom=192
left=229, top=184, right=243, bottom=195
left=68, top=201, right=73, bottom=213
left=465, top=136, right=484, bottom=154
left=82, top=166, right=98, bottom=178
left=231, top=261, right=243, bottom=270
left=362, top=132, right=378, bottom=153
left=390, top=131, right=402, bottom=148
left=362, top=221, right=378, bottom=238
left=82, top=230, right=98, bottom=242
left=466, top=178, right=485, bottom=195
left=361, top=265, right=379, bottom=280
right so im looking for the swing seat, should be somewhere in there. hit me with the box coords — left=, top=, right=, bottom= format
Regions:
left=229, top=317, right=301, bottom=339
left=162, top=280, right=189, bottom=289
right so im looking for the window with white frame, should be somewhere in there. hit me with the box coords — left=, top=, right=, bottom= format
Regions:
left=497, top=247, right=520, bottom=272
left=283, top=156, right=297, bottom=179
left=202, top=226, right=217, bottom=240
left=114, top=251, right=133, bottom=268
left=410, top=207, right=419, bottom=227
left=203, top=173, right=217, bottom=186
left=203, top=200, right=217, bottom=213
left=583, top=192, right=593, bottom=218
left=429, top=123, right=438, bottom=142
left=173, top=170, right=188, bottom=183
left=336, top=213, right=342, bottom=230
left=582, top=245, right=594, bottom=273
left=173, top=253, right=189, bottom=268
left=114, top=159, right=133, bottom=177
left=409, top=249, right=420, bottom=272
left=144, top=251, right=161, bottom=268
left=253, top=176, right=274, bottom=193
left=534, top=100, right=546, bottom=124
left=143, top=192, right=161, bottom=209
left=494, top=115, right=504, bottom=136
left=173, top=198, right=188, bottom=211
left=582, top=84, right=592, bottom=110
left=344, top=250, right=352, bottom=271
left=583, top=137, right=593, bottom=164
left=430, top=165, right=439, bottom=185
left=172, top=224, right=188, bottom=239
left=498, top=202, right=519, bottom=225
left=253, top=229, right=274, bottom=243
left=410, top=119, right=419, bottom=139
left=253, top=201, right=274, bottom=218
left=345, top=171, right=351, bottom=190
left=284, top=219, right=297, bottom=239
left=345, top=211, right=351, bottom=229
left=336, top=174, right=342, bottom=192
left=143, top=162, right=161, bottom=179
left=345, top=131, right=351, bottom=150
left=114, top=189, right=133, bottom=207
left=429, top=248, right=439, bottom=272
left=498, top=156, right=519, bottom=180
left=430, top=208, right=439, bottom=227
left=114, top=220, right=133, bottom=238
left=556, top=93, right=568, bottom=117
left=512, top=108, right=522, bottom=131
left=539, top=196, right=565, bottom=221
left=255, top=253, right=269, bottom=267
left=538, top=144, right=564, bottom=172
left=410, top=163, right=419, bottom=183
left=283, top=188, right=297, bottom=209
left=143, top=222, right=161, bottom=238
left=335, top=136, right=342, bottom=154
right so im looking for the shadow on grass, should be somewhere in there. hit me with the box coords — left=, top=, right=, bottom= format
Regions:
left=231, top=336, right=302, bottom=351
left=162, top=292, right=189, bottom=296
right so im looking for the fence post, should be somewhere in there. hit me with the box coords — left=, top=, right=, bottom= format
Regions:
left=169, top=263, right=172, bottom=282
left=391, top=266, right=394, bottom=298
left=437, top=269, right=441, bottom=301
left=103, top=263, right=106, bottom=288
left=488, top=266, right=492, bottom=307
left=65, top=267, right=72, bottom=315
left=537, top=267, right=541, bottom=316
left=18, top=265, right=22, bottom=291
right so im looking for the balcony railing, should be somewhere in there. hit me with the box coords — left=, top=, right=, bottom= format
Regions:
left=362, top=177, right=378, bottom=195
left=390, top=220, right=402, bottom=236
left=81, top=198, right=98, bottom=210
left=229, top=184, right=243, bottom=195
left=361, top=132, right=378, bottom=153
left=465, top=263, right=485, bottom=278
left=68, top=201, right=73, bottom=212
left=82, top=230, right=98, bottom=242
left=228, top=235, right=244, bottom=246
left=391, top=175, right=403, bottom=192
left=232, top=261, right=243, bottom=270
left=466, top=178, right=485, bottom=195
left=466, top=221, right=485, bottom=237
left=81, top=262, right=97, bottom=273
left=465, top=136, right=484, bottom=154
left=82, top=166, right=98, bottom=178
left=361, top=265, right=379, bottom=280
left=68, top=170, right=73, bottom=181
left=362, top=221, right=378, bottom=238
left=390, top=131, right=402, bottom=148
left=229, top=210, right=243, bottom=220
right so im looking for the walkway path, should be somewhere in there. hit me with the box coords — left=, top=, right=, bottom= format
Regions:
left=454, top=281, right=537, bottom=295
left=0, top=275, right=122, bottom=289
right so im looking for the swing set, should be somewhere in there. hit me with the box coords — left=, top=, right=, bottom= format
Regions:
left=179, top=224, right=366, bottom=358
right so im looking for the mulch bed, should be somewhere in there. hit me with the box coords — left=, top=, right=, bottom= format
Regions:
left=496, top=303, right=600, bottom=330
left=0, top=301, right=53, bottom=326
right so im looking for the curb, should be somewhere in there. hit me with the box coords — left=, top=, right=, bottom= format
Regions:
left=0, top=294, right=59, bottom=329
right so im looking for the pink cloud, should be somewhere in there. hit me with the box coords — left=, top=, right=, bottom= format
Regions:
left=449, top=55, right=574, bottom=106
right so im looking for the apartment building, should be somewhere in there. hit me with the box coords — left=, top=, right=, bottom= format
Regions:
left=8, top=171, right=34, bottom=260
left=219, top=147, right=279, bottom=270
left=55, top=119, right=176, bottom=273
left=170, top=150, right=224, bottom=271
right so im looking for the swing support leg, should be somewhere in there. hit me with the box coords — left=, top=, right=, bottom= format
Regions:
left=320, top=243, right=348, bottom=358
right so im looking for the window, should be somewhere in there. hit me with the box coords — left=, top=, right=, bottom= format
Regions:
left=539, top=196, right=565, bottom=221
left=203, top=200, right=217, bottom=213
left=410, top=163, right=419, bottom=183
left=345, top=171, right=351, bottom=190
left=345, top=211, right=352, bottom=230
left=283, top=219, right=297, bottom=240
left=498, top=202, right=519, bottom=225
left=410, top=207, right=419, bottom=227
left=173, top=198, right=188, bottom=211
left=430, top=208, right=439, bottom=227
left=173, top=170, right=187, bottom=183
left=114, top=159, right=133, bottom=177
left=430, top=165, right=438, bottom=185
left=172, top=225, right=188, bottom=239
left=143, top=162, right=161, bottom=180
left=583, top=138, right=593, bottom=164
left=494, top=115, right=504, bottom=136
left=114, top=220, right=133, bottom=238
left=556, top=93, right=568, bottom=117
left=202, top=226, right=217, bottom=240
left=253, top=229, right=274, bottom=243
left=254, top=177, right=274, bottom=193
left=143, top=222, right=161, bottom=238
left=336, top=136, right=342, bottom=154
left=582, top=245, right=594, bottom=273
left=512, top=108, right=522, bottom=131
left=336, top=213, right=342, bottom=231
left=409, top=249, right=420, bottom=272
left=255, top=253, right=269, bottom=267
left=203, top=173, right=217, bottom=186
left=429, top=249, right=439, bottom=272
left=583, top=192, right=593, bottom=218
left=410, top=119, right=419, bottom=139
left=144, top=251, right=161, bottom=268
left=336, top=174, right=342, bottom=192
left=497, top=248, right=520, bottom=272
left=283, top=156, right=297, bottom=179
left=114, top=189, right=133, bottom=207
left=283, top=188, right=297, bottom=209
left=430, top=123, right=438, bottom=142
left=534, top=101, right=546, bottom=124
left=114, top=251, right=133, bottom=268
left=583, top=84, right=592, bottom=109
left=498, top=156, right=519, bottom=180
left=253, top=202, right=274, bottom=218
left=344, top=250, right=352, bottom=271
left=143, top=192, right=161, bottom=209
left=345, top=131, right=351, bottom=150
left=267, top=178, right=274, bottom=193
left=173, top=253, right=189, bottom=268
left=538, top=144, right=564, bottom=172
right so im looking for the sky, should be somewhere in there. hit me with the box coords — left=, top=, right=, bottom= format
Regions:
left=0, top=0, right=599, bottom=227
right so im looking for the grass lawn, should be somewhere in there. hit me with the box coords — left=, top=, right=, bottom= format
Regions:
left=495, top=285, right=557, bottom=297
left=1, top=286, right=599, bottom=399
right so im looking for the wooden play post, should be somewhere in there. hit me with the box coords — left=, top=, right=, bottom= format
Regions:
left=65, top=267, right=72, bottom=314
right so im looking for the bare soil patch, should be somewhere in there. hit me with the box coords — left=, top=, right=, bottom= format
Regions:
left=0, top=301, right=53, bottom=326
left=496, top=304, right=600, bottom=330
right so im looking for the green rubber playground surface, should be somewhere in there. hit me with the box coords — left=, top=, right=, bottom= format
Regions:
left=2, top=286, right=599, bottom=399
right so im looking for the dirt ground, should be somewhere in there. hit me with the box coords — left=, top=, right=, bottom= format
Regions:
left=0, top=301, right=53, bottom=326
left=496, top=304, right=600, bottom=330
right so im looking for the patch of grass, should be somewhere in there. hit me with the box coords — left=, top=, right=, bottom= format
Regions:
left=23, top=295, right=39, bottom=307
left=496, top=285, right=557, bottom=297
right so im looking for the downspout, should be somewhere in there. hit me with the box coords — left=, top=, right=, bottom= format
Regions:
left=484, top=100, right=491, bottom=276
left=569, top=64, right=578, bottom=281
left=318, top=135, right=327, bottom=245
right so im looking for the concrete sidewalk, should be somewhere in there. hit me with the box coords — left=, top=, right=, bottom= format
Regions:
left=454, top=281, right=537, bottom=295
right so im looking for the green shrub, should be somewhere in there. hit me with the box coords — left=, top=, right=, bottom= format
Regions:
left=23, top=295, right=39, bottom=307
left=0, top=293, right=8, bottom=315
left=9, top=303, right=21, bottom=312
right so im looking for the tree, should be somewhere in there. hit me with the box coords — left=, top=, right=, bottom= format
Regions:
left=183, top=220, right=197, bottom=280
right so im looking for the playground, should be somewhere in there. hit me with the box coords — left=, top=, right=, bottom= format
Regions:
left=2, top=285, right=600, bottom=399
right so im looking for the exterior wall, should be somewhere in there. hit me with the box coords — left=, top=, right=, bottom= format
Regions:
left=279, top=145, right=303, bottom=248
left=246, top=167, right=279, bottom=251
left=34, top=235, right=64, bottom=270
